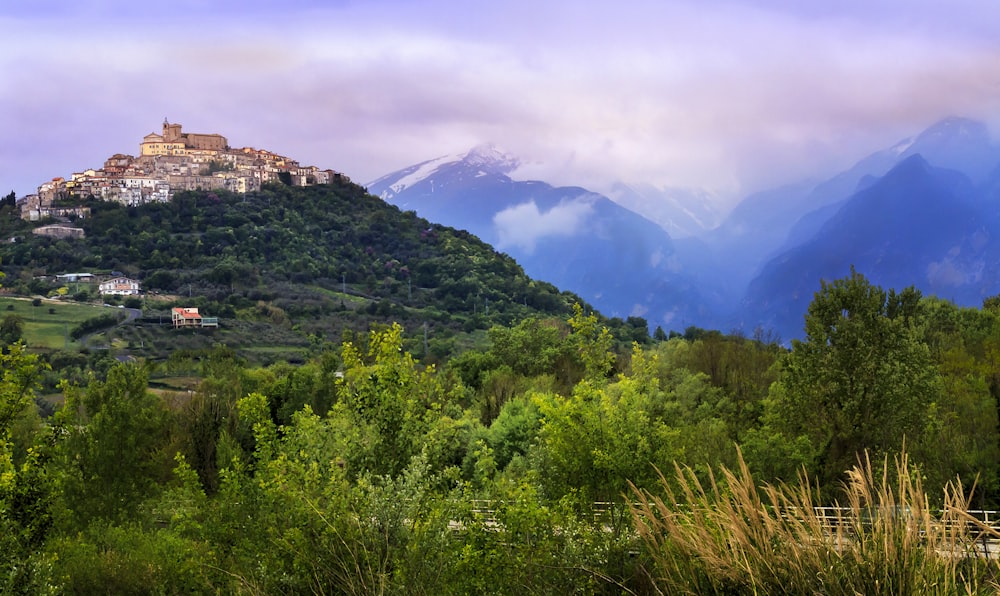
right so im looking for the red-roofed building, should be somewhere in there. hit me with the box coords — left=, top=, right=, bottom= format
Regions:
left=171, top=307, right=218, bottom=328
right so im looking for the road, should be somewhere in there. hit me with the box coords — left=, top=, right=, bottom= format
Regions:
left=80, top=305, right=143, bottom=349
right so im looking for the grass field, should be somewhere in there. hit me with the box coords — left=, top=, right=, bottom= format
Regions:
left=0, top=296, right=112, bottom=350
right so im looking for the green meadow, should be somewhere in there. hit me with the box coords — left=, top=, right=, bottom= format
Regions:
left=0, top=296, right=111, bottom=350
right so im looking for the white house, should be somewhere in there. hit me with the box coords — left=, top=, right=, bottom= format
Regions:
left=98, top=277, right=141, bottom=296
left=56, top=273, right=94, bottom=283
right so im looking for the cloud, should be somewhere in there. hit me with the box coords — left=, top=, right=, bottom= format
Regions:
left=493, top=198, right=595, bottom=253
left=1, top=0, right=998, bottom=208
left=926, top=258, right=971, bottom=287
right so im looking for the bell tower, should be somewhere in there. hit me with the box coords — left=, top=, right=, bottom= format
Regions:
left=162, top=119, right=183, bottom=143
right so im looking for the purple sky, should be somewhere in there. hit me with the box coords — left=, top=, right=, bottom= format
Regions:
left=2, top=0, right=998, bottom=207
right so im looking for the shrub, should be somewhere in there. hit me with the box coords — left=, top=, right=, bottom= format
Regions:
left=45, top=524, right=220, bottom=593
left=70, top=313, right=122, bottom=340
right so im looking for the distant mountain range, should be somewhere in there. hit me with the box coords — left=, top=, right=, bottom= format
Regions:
left=369, top=117, right=1000, bottom=340
left=729, top=117, right=1000, bottom=339
left=368, top=145, right=724, bottom=329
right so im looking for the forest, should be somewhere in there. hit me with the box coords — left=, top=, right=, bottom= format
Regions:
left=5, top=182, right=1000, bottom=593
left=4, top=268, right=1000, bottom=593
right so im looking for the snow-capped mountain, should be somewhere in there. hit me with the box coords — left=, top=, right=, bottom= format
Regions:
left=371, top=144, right=520, bottom=203
left=367, top=145, right=726, bottom=330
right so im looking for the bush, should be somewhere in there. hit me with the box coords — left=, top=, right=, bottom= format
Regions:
left=45, top=524, right=220, bottom=593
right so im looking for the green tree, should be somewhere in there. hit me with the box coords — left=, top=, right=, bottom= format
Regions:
left=336, top=323, right=459, bottom=477
left=567, top=303, right=614, bottom=383
left=487, top=317, right=567, bottom=378
left=916, top=298, right=1000, bottom=503
left=762, top=270, right=939, bottom=488
left=176, top=345, right=250, bottom=494
left=0, top=345, right=52, bottom=592
left=533, top=343, right=737, bottom=503
left=0, top=344, right=43, bottom=433
left=56, top=363, right=174, bottom=525
left=0, top=314, right=24, bottom=346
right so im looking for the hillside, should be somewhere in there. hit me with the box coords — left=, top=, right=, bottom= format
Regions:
left=0, top=179, right=611, bottom=363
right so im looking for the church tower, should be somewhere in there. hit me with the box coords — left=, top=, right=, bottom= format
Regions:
left=162, top=119, right=183, bottom=143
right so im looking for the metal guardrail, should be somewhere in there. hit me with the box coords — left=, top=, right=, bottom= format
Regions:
left=460, top=502, right=1000, bottom=555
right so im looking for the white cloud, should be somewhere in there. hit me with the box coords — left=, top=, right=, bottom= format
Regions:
left=493, top=198, right=595, bottom=253
left=927, top=258, right=972, bottom=287
left=630, top=303, right=650, bottom=318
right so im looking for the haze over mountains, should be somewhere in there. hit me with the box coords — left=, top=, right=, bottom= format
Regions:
left=369, top=145, right=723, bottom=328
left=368, top=117, right=1000, bottom=340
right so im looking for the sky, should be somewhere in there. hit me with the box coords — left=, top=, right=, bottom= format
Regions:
left=2, top=0, right=998, bottom=208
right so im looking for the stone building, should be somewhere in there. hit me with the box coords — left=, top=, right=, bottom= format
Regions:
left=32, top=225, right=85, bottom=239
left=142, top=119, right=228, bottom=156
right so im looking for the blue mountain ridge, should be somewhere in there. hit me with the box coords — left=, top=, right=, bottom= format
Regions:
left=691, top=117, right=1000, bottom=306
left=367, top=147, right=726, bottom=330
left=739, top=154, right=998, bottom=340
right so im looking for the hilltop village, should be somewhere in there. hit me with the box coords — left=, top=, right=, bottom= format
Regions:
left=20, top=120, right=346, bottom=220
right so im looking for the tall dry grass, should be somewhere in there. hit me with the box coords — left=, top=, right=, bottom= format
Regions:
left=629, top=450, right=1000, bottom=595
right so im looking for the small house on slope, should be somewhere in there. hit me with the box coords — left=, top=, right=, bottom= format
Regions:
left=171, top=307, right=218, bottom=328
left=99, top=277, right=141, bottom=296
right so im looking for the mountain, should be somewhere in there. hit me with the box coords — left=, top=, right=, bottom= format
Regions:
left=739, top=154, right=996, bottom=340
left=368, top=145, right=725, bottom=330
left=369, top=144, right=523, bottom=235
left=604, top=182, right=722, bottom=238
left=698, top=117, right=1000, bottom=304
